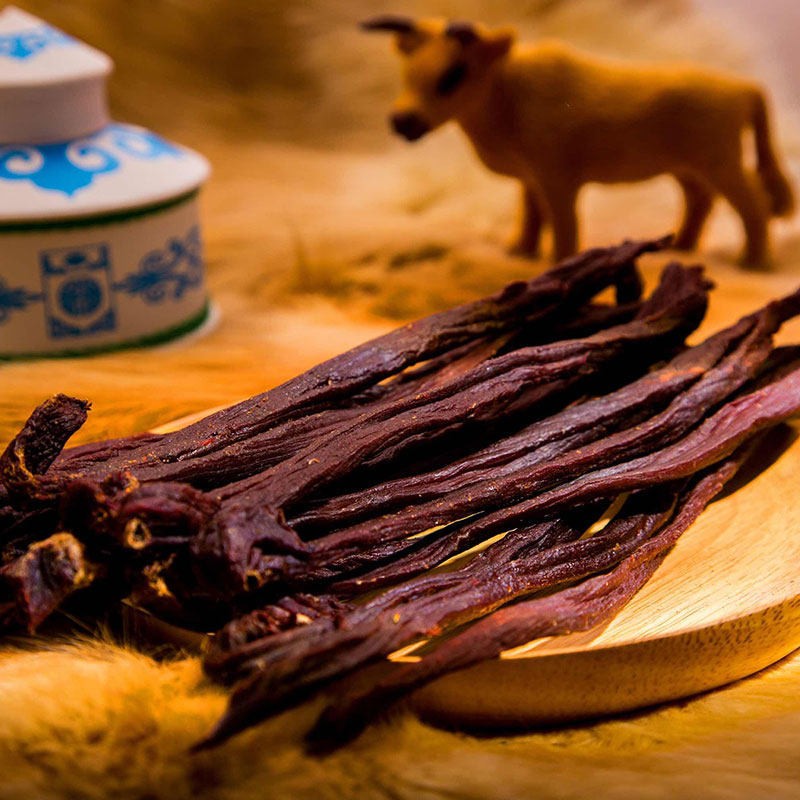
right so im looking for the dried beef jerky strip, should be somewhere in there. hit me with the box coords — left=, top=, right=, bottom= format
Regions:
left=212, top=593, right=355, bottom=655
left=42, top=294, right=635, bottom=493
left=0, top=395, right=89, bottom=506
left=205, top=496, right=672, bottom=688
left=296, top=308, right=760, bottom=532
left=203, top=520, right=578, bottom=684
left=53, top=239, right=655, bottom=479
left=61, top=473, right=220, bottom=552
left=0, top=532, right=96, bottom=633
left=389, top=361, right=800, bottom=550
left=88, top=335, right=513, bottom=490
left=245, top=260, right=705, bottom=513
left=311, top=296, right=794, bottom=570
left=195, top=489, right=677, bottom=748
left=305, top=451, right=747, bottom=749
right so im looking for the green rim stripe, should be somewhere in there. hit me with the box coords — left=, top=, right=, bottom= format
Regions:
left=0, top=300, right=211, bottom=362
left=0, top=190, right=199, bottom=233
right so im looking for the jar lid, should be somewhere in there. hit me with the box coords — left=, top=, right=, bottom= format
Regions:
left=0, top=7, right=112, bottom=144
left=0, top=8, right=210, bottom=223
left=0, top=122, right=211, bottom=223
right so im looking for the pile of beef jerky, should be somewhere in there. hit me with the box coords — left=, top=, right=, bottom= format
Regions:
left=3, top=238, right=800, bottom=751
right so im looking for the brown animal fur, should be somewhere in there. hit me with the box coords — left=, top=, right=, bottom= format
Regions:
left=366, top=16, right=795, bottom=265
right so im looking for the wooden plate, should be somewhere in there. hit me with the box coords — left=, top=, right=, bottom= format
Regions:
left=151, top=407, right=800, bottom=730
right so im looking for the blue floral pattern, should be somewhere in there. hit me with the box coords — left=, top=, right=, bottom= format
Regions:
left=114, top=226, right=203, bottom=303
left=0, top=278, right=43, bottom=325
left=0, top=24, right=73, bottom=60
left=0, top=124, right=184, bottom=196
left=1, top=226, right=204, bottom=338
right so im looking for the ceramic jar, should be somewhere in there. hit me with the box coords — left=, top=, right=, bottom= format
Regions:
left=0, top=6, right=211, bottom=358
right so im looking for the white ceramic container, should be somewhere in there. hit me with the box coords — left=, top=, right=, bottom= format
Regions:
left=0, top=7, right=211, bottom=358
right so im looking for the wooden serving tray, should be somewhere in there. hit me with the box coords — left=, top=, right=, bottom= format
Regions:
left=148, top=394, right=800, bottom=730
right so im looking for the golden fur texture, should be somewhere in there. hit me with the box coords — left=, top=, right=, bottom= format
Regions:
left=1, top=639, right=800, bottom=799
left=1, top=1, right=800, bottom=797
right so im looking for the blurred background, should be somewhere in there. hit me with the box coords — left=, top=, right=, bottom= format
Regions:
left=3, top=0, right=800, bottom=440
left=16, top=0, right=800, bottom=147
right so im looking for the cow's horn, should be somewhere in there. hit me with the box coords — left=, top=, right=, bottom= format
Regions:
left=445, top=21, right=479, bottom=45
left=360, top=15, right=417, bottom=34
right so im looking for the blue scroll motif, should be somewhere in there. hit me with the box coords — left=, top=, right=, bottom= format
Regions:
left=114, top=226, right=203, bottom=304
left=0, top=124, right=185, bottom=196
left=0, top=278, right=44, bottom=325
left=110, top=127, right=181, bottom=160
left=0, top=24, right=74, bottom=60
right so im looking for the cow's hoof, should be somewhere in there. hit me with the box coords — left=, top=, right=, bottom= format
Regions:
left=672, top=234, right=700, bottom=251
left=506, top=240, right=540, bottom=259
left=740, top=251, right=772, bottom=271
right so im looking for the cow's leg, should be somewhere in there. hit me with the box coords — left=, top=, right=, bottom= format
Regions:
left=545, top=184, right=579, bottom=262
left=714, top=168, right=771, bottom=267
left=508, top=184, right=545, bottom=257
left=674, top=175, right=715, bottom=251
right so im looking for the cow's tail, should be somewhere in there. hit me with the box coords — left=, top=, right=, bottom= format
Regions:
left=751, top=90, right=795, bottom=217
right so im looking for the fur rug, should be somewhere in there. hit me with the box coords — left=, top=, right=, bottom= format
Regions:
left=2, top=1, right=800, bottom=797
left=1, top=639, right=800, bottom=799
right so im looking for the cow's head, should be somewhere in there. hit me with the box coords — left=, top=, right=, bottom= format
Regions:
left=361, top=15, right=516, bottom=141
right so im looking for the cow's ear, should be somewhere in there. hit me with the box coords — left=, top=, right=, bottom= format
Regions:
left=360, top=15, right=429, bottom=55
left=443, top=21, right=515, bottom=62
left=395, top=29, right=429, bottom=55
left=444, top=21, right=480, bottom=47
left=482, top=27, right=515, bottom=62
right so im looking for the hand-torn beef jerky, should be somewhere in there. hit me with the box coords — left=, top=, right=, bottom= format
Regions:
left=0, top=532, right=95, bottom=633
left=195, top=488, right=678, bottom=748
left=0, top=267, right=706, bottom=600
left=413, top=360, right=800, bottom=552
left=45, top=240, right=654, bottom=485
left=304, top=451, right=748, bottom=750
left=0, top=395, right=90, bottom=506
left=310, top=297, right=794, bottom=573
left=60, top=473, right=219, bottom=552
left=188, top=263, right=707, bottom=594
left=5, top=239, right=800, bottom=756
left=295, top=308, right=760, bottom=533
left=204, top=494, right=676, bottom=690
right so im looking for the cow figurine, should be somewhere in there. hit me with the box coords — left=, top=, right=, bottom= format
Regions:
left=362, top=15, right=795, bottom=266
